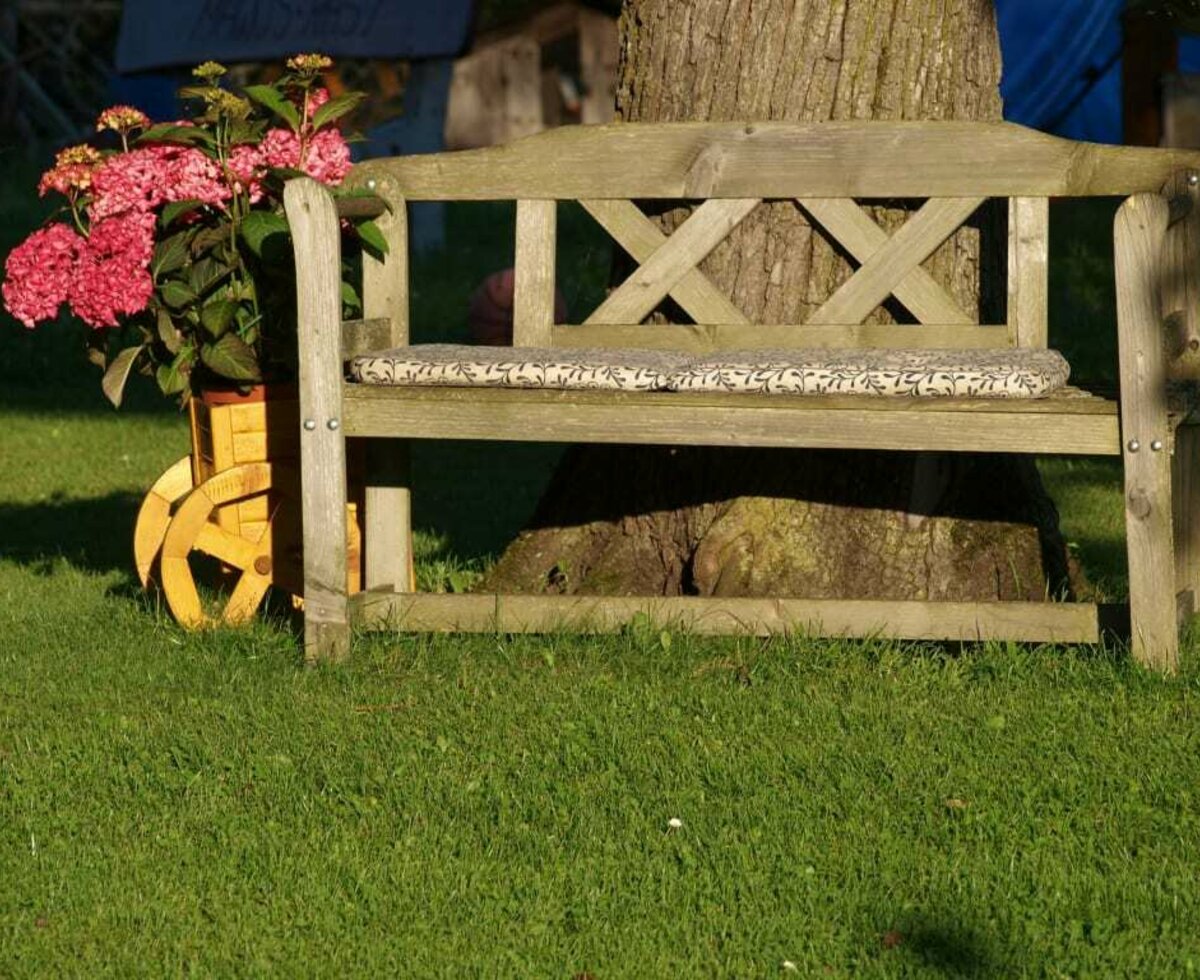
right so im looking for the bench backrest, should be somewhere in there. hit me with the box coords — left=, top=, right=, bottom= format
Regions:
left=345, top=122, right=1200, bottom=354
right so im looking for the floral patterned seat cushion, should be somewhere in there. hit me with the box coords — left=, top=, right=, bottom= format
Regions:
left=668, top=348, right=1070, bottom=398
left=350, top=344, right=1070, bottom=399
left=350, top=344, right=690, bottom=391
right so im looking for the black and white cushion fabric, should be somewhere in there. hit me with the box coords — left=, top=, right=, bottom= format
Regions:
left=668, top=348, right=1071, bottom=398
left=351, top=344, right=688, bottom=391
left=349, top=344, right=1070, bottom=399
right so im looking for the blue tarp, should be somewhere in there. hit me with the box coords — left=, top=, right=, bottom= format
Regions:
left=115, top=0, right=474, bottom=73
left=998, top=0, right=1200, bottom=143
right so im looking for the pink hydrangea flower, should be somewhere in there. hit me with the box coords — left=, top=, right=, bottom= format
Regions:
left=90, top=147, right=167, bottom=218
left=69, top=213, right=156, bottom=328
left=259, top=127, right=351, bottom=185
left=2, top=223, right=84, bottom=328
left=87, top=211, right=156, bottom=266
left=91, top=144, right=229, bottom=221
left=306, top=87, right=331, bottom=119
left=162, top=144, right=231, bottom=208
left=227, top=143, right=266, bottom=203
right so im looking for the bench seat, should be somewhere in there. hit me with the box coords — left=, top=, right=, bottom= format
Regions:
left=350, top=343, right=1071, bottom=398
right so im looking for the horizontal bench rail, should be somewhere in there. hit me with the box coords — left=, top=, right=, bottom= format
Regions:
left=348, top=121, right=1200, bottom=200
left=342, top=385, right=1121, bottom=456
left=350, top=592, right=1102, bottom=644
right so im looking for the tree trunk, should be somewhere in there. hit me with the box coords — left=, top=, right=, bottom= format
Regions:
left=482, top=0, right=1076, bottom=603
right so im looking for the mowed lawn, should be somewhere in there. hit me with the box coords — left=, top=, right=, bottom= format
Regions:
left=2, top=167, right=1199, bottom=975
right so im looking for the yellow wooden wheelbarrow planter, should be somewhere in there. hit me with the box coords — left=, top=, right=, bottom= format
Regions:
left=134, top=386, right=364, bottom=626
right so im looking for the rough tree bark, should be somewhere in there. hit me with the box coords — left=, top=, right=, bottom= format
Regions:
left=482, top=0, right=1075, bottom=603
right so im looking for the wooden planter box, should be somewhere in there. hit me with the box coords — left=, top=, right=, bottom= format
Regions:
left=188, top=386, right=362, bottom=595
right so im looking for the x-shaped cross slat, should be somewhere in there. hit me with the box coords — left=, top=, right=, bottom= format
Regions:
left=801, top=197, right=985, bottom=325
left=582, top=198, right=759, bottom=325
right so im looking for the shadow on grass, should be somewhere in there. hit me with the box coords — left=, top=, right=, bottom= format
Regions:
left=410, top=440, right=563, bottom=560
left=0, top=377, right=180, bottom=416
left=892, top=920, right=1000, bottom=977
left=0, top=448, right=557, bottom=588
left=0, top=490, right=144, bottom=579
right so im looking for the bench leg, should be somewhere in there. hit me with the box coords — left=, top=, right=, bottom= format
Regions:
left=286, top=176, right=352, bottom=664
left=1122, top=431, right=1179, bottom=670
left=365, top=439, right=414, bottom=593
left=1116, top=193, right=1178, bottom=671
left=1173, top=424, right=1200, bottom=622
left=300, top=454, right=351, bottom=665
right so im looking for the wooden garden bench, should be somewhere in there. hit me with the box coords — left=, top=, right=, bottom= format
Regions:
left=282, top=121, right=1200, bottom=671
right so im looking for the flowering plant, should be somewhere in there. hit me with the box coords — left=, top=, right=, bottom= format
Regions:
left=2, top=54, right=383, bottom=405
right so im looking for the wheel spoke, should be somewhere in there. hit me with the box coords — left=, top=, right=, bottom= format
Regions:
left=193, top=519, right=262, bottom=569
left=223, top=564, right=272, bottom=625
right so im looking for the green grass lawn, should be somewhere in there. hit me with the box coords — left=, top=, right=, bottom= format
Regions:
left=2, top=154, right=1200, bottom=974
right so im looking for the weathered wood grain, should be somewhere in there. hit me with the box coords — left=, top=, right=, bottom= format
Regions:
left=350, top=591, right=1100, bottom=643
left=341, top=318, right=399, bottom=360
left=1161, top=171, right=1200, bottom=378
left=284, top=177, right=351, bottom=663
left=807, top=198, right=984, bottom=325
left=579, top=199, right=749, bottom=324
left=1007, top=197, right=1050, bottom=347
left=586, top=198, right=759, bottom=325
left=550, top=323, right=1008, bottom=352
left=1115, top=192, right=1178, bottom=671
left=361, top=192, right=414, bottom=596
left=342, top=384, right=1120, bottom=455
left=513, top=199, right=557, bottom=346
left=350, top=122, right=1200, bottom=201
left=798, top=197, right=972, bottom=324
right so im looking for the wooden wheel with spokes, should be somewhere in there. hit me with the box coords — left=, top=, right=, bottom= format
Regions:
left=159, top=462, right=297, bottom=628
left=133, top=455, right=195, bottom=589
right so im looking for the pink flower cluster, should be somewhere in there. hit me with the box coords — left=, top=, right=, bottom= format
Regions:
left=261, top=127, right=352, bottom=185
left=70, top=212, right=157, bottom=328
left=4, top=86, right=353, bottom=332
left=222, top=89, right=351, bottom=197
left=2, top=224, right=83, bottom=328
left=226, top=116, right=351, bottom=201
left=91, top=144, right=230, bottom=221
left=1, top=212, right=158, bottom=330
left=6, top=139, right=232, bottom=329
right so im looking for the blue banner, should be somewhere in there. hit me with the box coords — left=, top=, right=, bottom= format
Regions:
left=116, top=0, right=474, bottom=73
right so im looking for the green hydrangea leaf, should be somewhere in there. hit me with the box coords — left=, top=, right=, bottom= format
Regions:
left=200, top=297, right=239, bottom=338
left=152, top=229, right=193, bottom=278
left=239, top=210, right=291, bottom=257
left=244, top=85, right=301, bottom=131
left=310, top=92, right=366, bottom=131
left=355, top=219, right=389, bottom=259
left=161, top=280, right=198, bottom=310
left=157, top=309, right=183, bottom=353
left=160, top=199, right=208, bottom=228
left=101, top=344, right=145, bottom=408
left=201, top=333, right=260, bottom=381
